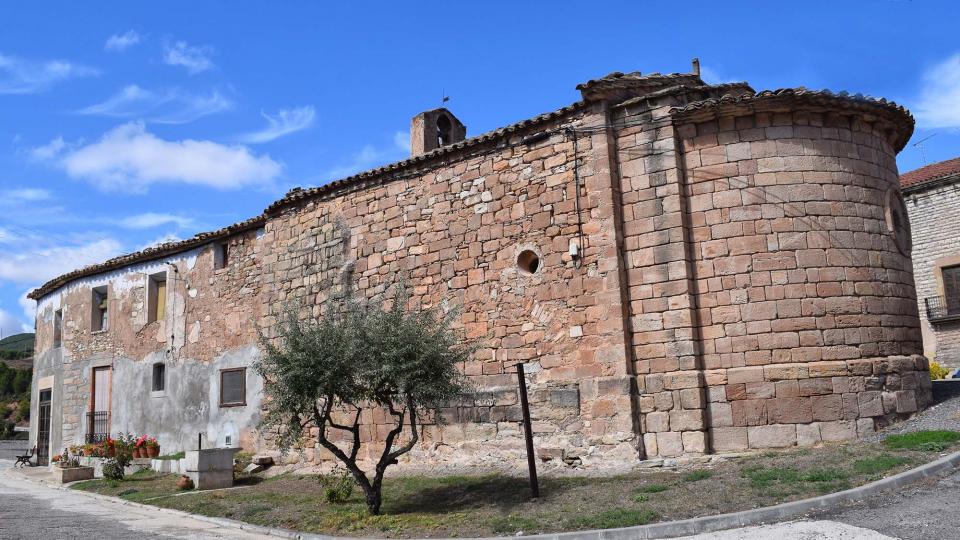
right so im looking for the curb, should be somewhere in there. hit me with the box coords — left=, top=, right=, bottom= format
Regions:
left=6, top=450, right=960, bottom=540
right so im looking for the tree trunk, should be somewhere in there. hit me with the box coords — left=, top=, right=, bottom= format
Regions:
left=364, top=486, right=382, bottom=515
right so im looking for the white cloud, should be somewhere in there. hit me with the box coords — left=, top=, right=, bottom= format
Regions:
left=914, top=53, right=960, bottom=129
left=0, top=306, right=30, bottom=337
left=0, top=236, right=122, bottom=284
left=163, top=41, right=214, bottom=74
left=117, top=212, right=194, bottom=229
left=78, top=84, right=233, bottom=124
left=30, top=136, right=66, bottom=160
left=393, top=131, right=411, bottom=154
left=0, top=52, right=97, bottom=94
left=325, top=131, right=411, bottom=180
left=36, top=121, right=281, bottom=192
left=699, top=65, right=741, bottom=85
left=138, top=233, right=181, bottom=250
left=2, top=188, right=51, bottom=202
left=105, top=30, right=142, bottom=51
left=239, top=106, right=316, bottom=143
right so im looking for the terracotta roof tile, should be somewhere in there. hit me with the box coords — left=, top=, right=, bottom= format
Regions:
left=670, top=88, right=915, bottom=151
left=900, top=156, right=960, bottom=191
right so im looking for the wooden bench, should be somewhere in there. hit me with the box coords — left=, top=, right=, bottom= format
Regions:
left=14, top=446, right=35, bottom=468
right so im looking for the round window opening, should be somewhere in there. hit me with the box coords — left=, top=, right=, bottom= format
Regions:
left=517, top=250, right=540, bottom=275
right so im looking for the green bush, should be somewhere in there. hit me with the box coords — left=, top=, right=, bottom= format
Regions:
left=319, top=468, right=355, bottom=503
left=102, top=458, right=125, bottom=480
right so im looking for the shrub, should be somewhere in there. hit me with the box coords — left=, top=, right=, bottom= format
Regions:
left=930, top=361, right=950, bottom=381
left=102, top=458, right=126, bottom=480
left=319, top=468, right=355, bottom=503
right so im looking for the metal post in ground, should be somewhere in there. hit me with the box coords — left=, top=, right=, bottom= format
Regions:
left=516, top=362, right=540, bottom=498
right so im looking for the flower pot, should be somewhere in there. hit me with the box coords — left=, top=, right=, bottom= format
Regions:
left=176, top=475, right=194, bottom=490
left=147, top=446, right=160, bottom=458
left=135, top=447, right=144, bottom=459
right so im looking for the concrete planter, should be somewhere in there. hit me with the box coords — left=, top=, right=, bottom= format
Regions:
left=53, top=466, right=94, bottom=484
left=75, top=456, right=150, bottom=478
left=184, top=448, right=238, bottom=490
left=150, top=456, right=185, bottom=475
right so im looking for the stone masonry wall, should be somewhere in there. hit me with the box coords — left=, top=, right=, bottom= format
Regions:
left=676, top=108, right=930, bottom=452
left=904, top=181, right=960, bottom=368
left=257, top=105, right=639, bottom=467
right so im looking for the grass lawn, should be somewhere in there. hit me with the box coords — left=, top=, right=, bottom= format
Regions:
left=71, top=430, right=959, bottom=538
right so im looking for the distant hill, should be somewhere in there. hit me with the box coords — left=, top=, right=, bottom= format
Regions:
left=0, top=333, right=34, bottom=354
left=0, top=333, right=34, bottom=370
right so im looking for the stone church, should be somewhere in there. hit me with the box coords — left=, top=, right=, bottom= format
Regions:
left=28, top=61, right=930, bottom=468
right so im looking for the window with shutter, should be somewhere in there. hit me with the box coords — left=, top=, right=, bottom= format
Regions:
left=945, top=265, right=960, bottom=312
left=220, top=368, right=246, bottom=407
left=147, top=272, right=167, bottom=324
left=152, top=363, right=166, bottom=392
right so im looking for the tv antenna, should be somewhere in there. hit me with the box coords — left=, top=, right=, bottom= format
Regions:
left=912, top=133, right=938, bottom=165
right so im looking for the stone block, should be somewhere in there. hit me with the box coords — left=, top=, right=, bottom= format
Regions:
left=708, top=402, right=733, bottom=427
left=819, top=420, right=857, bottom=442
left=711, top=427, right=749, bottom=452
left=895, top=390, right=917, bottom=413
left=767, top=397, right=812, bottom=424
left=657, top=432, right=684, bottom=457
left=732, top=399, right=767, bottom=426
left=728, top=366, right=764, bottom=384
left=646, top=411, right=670, bottom=433
left=796, top=423, right=822, bottom=446
left=670, top=409, right=705, bottom=431
left=798, top=377, right=833, bottom=396
left=682, top=431, right=708, bottom=453
left=811, top=394, right=842, bottom=421
left=747, top=424, right=797, bottom=449
left=643, top=432, right=658, bottom=458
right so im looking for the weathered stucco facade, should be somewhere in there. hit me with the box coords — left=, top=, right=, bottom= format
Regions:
left=901, top=157, right=960, bottom=370
left=29, top=66, right=930, bottom=468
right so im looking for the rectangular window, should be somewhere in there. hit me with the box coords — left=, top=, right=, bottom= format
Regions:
left=945, top=265, right=960, bottom=313
left=152, top=363, right=165, bottom=392
left=147, top=273, right=167, bottom=324
left=214, top=242, right=229, bottom=270
left=219, top=368, right=246, bottom=407
left=53, top=309, right=62, bottom=348
left=91, top=286, right=108, bottom=332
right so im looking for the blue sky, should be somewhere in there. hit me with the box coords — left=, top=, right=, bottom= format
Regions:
left=1, top=1, right=958, bottom=336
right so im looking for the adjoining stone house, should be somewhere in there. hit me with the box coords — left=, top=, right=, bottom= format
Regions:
left=28, top=62, right=931, bottom=468
left=901, top=157, right=960, bottom=371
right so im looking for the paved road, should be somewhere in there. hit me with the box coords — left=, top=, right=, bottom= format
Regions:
left=0, top=459, right=270, bottom=540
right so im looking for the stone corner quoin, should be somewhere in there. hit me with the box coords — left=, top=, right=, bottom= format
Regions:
left=25, top=67, right=930, bottom=466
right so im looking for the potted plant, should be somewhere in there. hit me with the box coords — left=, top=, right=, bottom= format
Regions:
left=134, top=435, right=147, bottom=458
left=52, top=447, right=94, bottom=483
left=145, top=437, right=160, bottom=458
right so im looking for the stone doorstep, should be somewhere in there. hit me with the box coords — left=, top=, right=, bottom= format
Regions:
left=7, top=450, right=960, bottom=540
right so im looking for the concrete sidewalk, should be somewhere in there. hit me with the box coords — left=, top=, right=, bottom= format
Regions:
left=0, top=459, right=272, bottom=540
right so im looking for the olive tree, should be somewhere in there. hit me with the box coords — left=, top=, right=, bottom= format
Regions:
left=256, top=287, right=471, bottom=515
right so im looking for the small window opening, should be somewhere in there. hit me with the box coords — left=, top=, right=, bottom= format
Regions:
left=53, top=309, right=63, bottom=347
left=214, top=242, right=230, bottom=270
left=517, top=250, right=540, bottom=275
left=147, top=272, right=167, bottom=324
left=220, top=368, right=246, bottom=407
left=436, top=114, right=452, bottom=147
left=152, top=363, right=166, bottom=392
left=91, top=286, right=108, bottom=332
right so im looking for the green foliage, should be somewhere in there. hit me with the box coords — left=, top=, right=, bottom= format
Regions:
left=102, top=457, right=127, bottom=480
left=319, top=468, right=355, bottom=503
left=883, top=430, right=960, bottom=451
left=742, top=466, right=802, bottom=488
left=155, top=451, right=186, bottom=461
left=930, top=361, right=950, bottom=380
left=0, top=333, right=34, bottom=353
left=0, top=361, right=31, bottom=398
left=853, top=455, right=911, bottom=475
left=682, top=470, right=712, bottom=482
left=802, top=468, right=848, bottom=483
left=256, top=283, right=473, bottom=515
